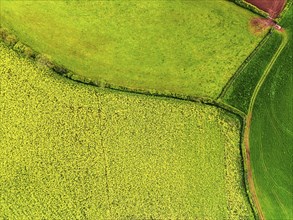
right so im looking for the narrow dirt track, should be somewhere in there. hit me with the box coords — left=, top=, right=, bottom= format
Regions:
left=245, top=0, right=287, bottom=18
left=244, top=113, right=265, bottom=220
left=244, top=31, right=288, bottom=220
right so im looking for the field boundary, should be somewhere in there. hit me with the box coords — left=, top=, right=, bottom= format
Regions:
left=217, top=30, right=272, bottom=101
left=0, top=27, right=258, bottom=219
left=243, top=30, right=288, bottom=220
left=229, top=0, right=268, bottom=17
left=218, top=29, right=288, bottom=220
left=0, top=28, right=246, bottom=114
left=278, top=1, right=293, bottom=22
left=0, top=26, right=217, bottom=103
left=0, top=26, right=223, bottom=106
left=247, top=31, right=287, bottom=114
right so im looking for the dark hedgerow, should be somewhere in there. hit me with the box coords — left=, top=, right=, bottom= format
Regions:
left=13, top=41, right=35, bottom=58
left=0, top=27, right=9, bottom=40
left=0, top=27, right=18, bottom=47
left=52, top=64, right=68, bottom=75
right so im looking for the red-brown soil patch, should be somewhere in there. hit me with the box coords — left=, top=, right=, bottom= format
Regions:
left=245, top=0, right=287, bottom=18
left=249, top=18, right=275, bottom=35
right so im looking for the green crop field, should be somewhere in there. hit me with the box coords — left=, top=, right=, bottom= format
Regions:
left=1, top=0, right=292, bottom=219
left=219, top=32, right=283, bottom=113
left=0, top=0, right=263, bottom=98
left=0, top=43, right=254, bottom=219
left=249, top=7, right=293, bottom=220
left=220, top=2, right=293, bottom=219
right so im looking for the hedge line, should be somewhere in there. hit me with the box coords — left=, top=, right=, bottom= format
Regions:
left=0, top=27, right=68, bottom=73
left=277, top=0, right=292, bottom=23
left=0, top=26, right=218, bottom=105
left=0, top=25, right=259, bottom=219
left=229, top=0, right=268, bottom=18
left=217, top=30, right=272, bottom=103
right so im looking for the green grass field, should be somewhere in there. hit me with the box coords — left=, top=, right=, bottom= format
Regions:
left=0, top=43, right=254, bottom=219
left=2, top=0, right=292, bottom=218
left=220, top=32, right=283, bottom=113
left=0, top=0, right=263, bottom=98
left=249, top=6, right=293, bottom=219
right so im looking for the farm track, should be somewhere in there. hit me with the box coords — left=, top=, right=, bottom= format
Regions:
left=0, top=34, right=257, bottom=218
left=0, top=3, right=285, bottom=216
left=247, top=31, right=288, bottom=114
left=217, top=31, right=272, bottom=101
left=0, top=1, right=291, bottom=218
left=243, top=30, right=288, bottom=220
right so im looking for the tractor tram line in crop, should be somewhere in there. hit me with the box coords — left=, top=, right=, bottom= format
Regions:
left=0, top=0, right=291, bottom=219
left=217, top=0, right=291, bottom=218
left=236, top=28, right=287, bottom=220
left=0, top=33, right=259, bottom=219
left=220, top=30, right=287, bottom=220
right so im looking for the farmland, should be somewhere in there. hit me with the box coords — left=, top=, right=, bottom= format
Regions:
left=1, top=0, right=292, bottom=218
left=245, top=0, right=286, bottom=18
left=218, top=1, right=292, bottom=218
left=248, top=5, right=293, bottom=220
left=0, top=43, right=254, bottom=219
left=0, top=0, right=263, bottom=98
left=220, top=32, right=283, bottom=113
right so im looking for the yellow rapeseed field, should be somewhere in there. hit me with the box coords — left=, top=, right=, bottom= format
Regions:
left=0, top=43, right=253, bottom=219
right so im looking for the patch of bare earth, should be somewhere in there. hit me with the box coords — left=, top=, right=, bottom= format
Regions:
left=249, top=18, right=275, bottom=35
left=245, top=0, right=286, bottom=18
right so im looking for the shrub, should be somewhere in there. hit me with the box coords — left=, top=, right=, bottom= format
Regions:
left=52, top=64, right=68, bottom=75
left=13, top=41, right=25, bottom=53
left=36, top=54, right=54, bottom=68
left=0, top=27, right=9, bottom=40
left=23, top=47, right=35, bottom=58
left=13, top=41, right=34, bottom=58
left=4, top=34, right=18, bottom=47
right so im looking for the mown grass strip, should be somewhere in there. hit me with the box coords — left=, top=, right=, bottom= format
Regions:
left=0, top=0, right=264, bottom=98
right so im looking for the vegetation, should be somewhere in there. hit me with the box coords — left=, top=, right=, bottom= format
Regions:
left=220, top=31, right=283, bottom=113
left=230, top=0, right=268, bottom=17
left=0, top=43, right=254, bottom=219
left=0, top=0, right=264, bottom=98
left=249, top=5, right=293, bottom=219
left=2, top=0, right=291, bottom=218
left=219, top=2, right=292, bottom=219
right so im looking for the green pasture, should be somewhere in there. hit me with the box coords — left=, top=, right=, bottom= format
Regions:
left=249, top=6, right=293, bottom=220
left=220, top=32, right=283, bottom=113
left=0, top=43, right=254, bottom=219
left=0, top=0, right=263, bottom=98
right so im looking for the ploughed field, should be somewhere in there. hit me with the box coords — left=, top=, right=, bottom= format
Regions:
left=0, top=0, right=263, bottom=98
left=245, top=0, right=286, bottom=18
left=0, top=43, right=254, bottom=219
